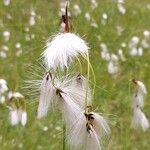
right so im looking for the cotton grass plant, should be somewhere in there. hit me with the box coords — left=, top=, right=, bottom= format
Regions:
left=35, top=2, right=110, bottom=150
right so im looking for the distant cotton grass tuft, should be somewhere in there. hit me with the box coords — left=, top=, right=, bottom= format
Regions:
left=43, top=32, right=89, bottom=70
left=131, top=79, right=149, bottom=132
left=131, top=107, right=149, bottom=132
left=132, top=79, right=147, bottom=108
left=10, top=109, right=27, bottom=126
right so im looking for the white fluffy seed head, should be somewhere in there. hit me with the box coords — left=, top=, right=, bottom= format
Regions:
left=43, top=33, right=89, bottom=70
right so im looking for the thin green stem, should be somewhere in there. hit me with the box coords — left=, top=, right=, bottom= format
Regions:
left=75, top=56, right=83, bottom=74
left=85, top=54, right=90, bottom=113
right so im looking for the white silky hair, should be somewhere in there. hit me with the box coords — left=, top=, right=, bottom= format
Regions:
left=42, top=32, right=89, bottom=70
left=10, top=109, right=19, bottom=126
left=37, top=73, right=90, bottom=120
left=67, top=112, right=110, bottom=150
left=59, top=92, right=83, bottom=129
left=55, top=74, right=92, bottom=109
left=91, top=112, right=111, bottom=137
left=37, top=73, right=56, bottom=119
left=131, top=107, right=149, bottom=132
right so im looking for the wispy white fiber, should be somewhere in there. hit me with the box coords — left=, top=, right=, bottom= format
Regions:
left=59, top=92, right=83, bottom=128
left=37, top=73, right=55, bottom=119
left=37, top=73, right=90, bottom=120
left=67, top=112, right=110, bottom=150
left=43, top=33, right=89, bottom=70
left=131, top=107, right=149, bottom=132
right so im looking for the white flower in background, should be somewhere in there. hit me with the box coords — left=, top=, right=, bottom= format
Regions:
left=1, top=45, right=9, bottom=51
left=43, top=33, right=89, bottom=70
left=0, top=51, right=7, bottom=59
left=131, top=107, right=149, bottom=132
left=0, top=95, right=5, bottom=104
left=0, top=79, right=8, bottom=104
left=111, top=54, right=119, bottom=62
left=15, top=42, right=23, bottom=56
left=0, top=79, right=8, bottom=94
left=121, top=42, right=127, bottom=48
left=3, top=0, right=11, bottom=6
left=118, top=49, right=126, bottom=61
left=101, top=13, right=108, bottom=25
left=107, top=54, right=119, bottom=77
left=0, top=45, right=9, bottom=58
left=132, top=79, right=147, bottom=108
left=85, top=12, right=91, bottom=22
left=137, top=47, right=143, bottom=56
left=128, top=36, right=140, bottom=56
left=107, top=61, right=118, bottom=76
left=100, top=43, right=110, bottom=61
left=73, top=4, right=81, bottom=16
left=116, top=26, right=124, bottom=36
left=20, top=111, right=27, bottom=126
left=10, top=108, right=27, bottom=126
left=8, top=91, right=24, bottom=100
left=117, top=3, right=126, bottom=15
left=10, top=109, right=19, bottom=126
left=141, top=30, right=150, bottom=48
left=29, top=10, right=36, bottom=26
left=43, top=126, right=49, bottom=131
left=90, top=20, right=98, bottom=28
left=91, top=0, right=98, bottom=10
left=3, top=31, right=10, bottom=42
left=67, top=112, right=110, bottom=150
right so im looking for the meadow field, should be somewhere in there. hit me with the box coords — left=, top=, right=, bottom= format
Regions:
left=0, top=0, right=150, bottom=149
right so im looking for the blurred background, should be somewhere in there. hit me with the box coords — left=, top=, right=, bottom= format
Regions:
left=0, top=0, right=150, bottom=149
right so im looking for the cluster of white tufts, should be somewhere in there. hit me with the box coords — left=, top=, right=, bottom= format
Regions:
left=128, top=36, right=143, bottom=56
left=84, top=12, right=98, bottom=28
left=128, top=33, right=150, bottom=57
left=9, top=108, right=27, bottom=126
left=100, top=43, right=125, bottom=78
left=131, top=80, right=149, bottom=132
left=0, top=79, right=27, bottom=126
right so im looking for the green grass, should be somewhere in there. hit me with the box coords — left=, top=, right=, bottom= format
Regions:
left=0, top=0, right=150, bottom=149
